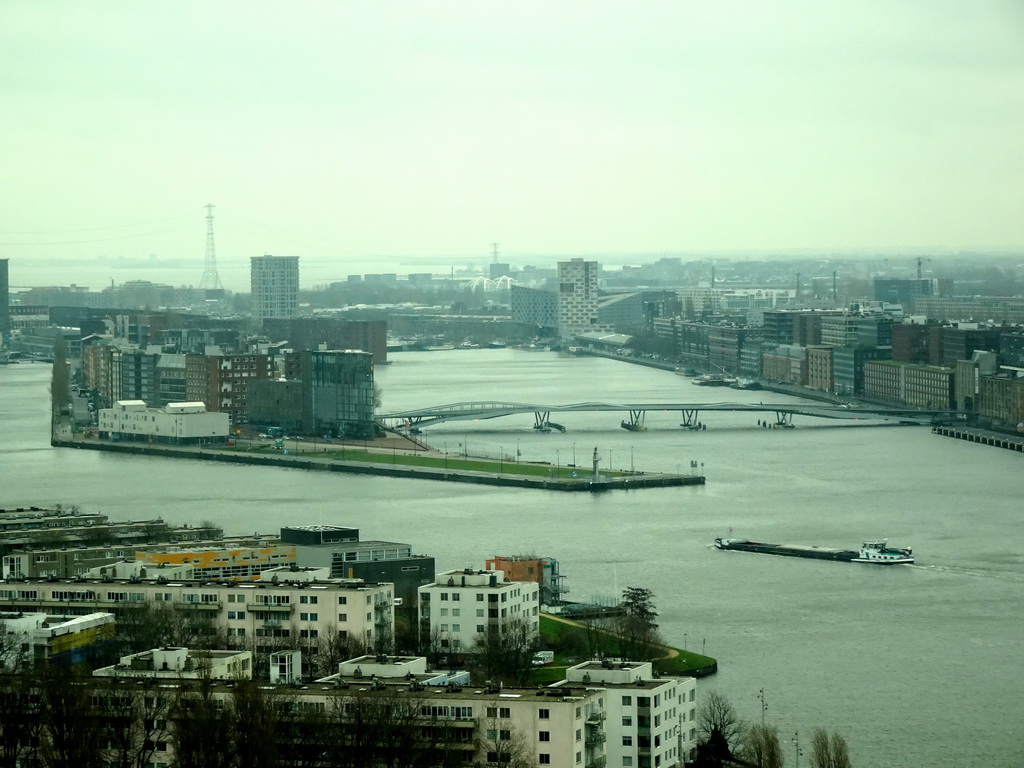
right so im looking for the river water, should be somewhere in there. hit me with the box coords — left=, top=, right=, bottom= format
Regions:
left=2, top=351, right=1022, bottom=767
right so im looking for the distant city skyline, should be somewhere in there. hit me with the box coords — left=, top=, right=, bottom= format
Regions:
left=2, top=2, right=1022, bottom=290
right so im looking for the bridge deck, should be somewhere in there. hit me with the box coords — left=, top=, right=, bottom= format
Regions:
left=380, top=401, right=951, bottom=428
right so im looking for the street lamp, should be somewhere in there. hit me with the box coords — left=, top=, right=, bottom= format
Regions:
left=500, top=446, right=504, bottom=474
left=556, top=449, right=560, bottom=476
left=572, top=442, right=576, bottom=466
left=444, top=442, right=448, bottom=470
left=757, top=688, right=767, bottom=728
left=516, top=438, right=520, bottom=464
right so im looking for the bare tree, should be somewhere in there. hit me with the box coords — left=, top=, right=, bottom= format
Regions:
left=37, top=667, right=104, bottom=768
left=0, top=672, right=42, bottom=768
left=94, top=678, right=174, bottom=768
left=475, top=716, right=537, bottom=768
left=743, top=724, right=785, bottom=768
left=809, top=728, right=851, bottom=768
left=472, top=617, right=540, bottom=686
left=696, top=690, right=746, bottom=763
left=0, top=618, right=29, bottom=673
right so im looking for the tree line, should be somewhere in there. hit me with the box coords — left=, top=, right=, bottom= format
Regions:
left=694, top=690, right=852, bottom=768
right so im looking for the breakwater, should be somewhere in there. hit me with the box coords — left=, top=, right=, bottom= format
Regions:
left=51, top=437, right=705, bottom=492
left=931, top=425, right=1024, bottom=452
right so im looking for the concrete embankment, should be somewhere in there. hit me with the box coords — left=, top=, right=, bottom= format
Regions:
left=932, top=425, right=1024, bottom=453
left=52, top=437, right=705, bottom=492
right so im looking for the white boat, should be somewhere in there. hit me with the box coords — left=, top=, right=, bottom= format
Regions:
left=852, top=540, right=914, bottom=564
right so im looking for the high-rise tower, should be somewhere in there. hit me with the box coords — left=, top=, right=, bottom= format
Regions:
left=556, top=258, right=604, bottom=341
left=199, top=204, right=224, bottom=291
left=250, top=255, right=300, bottom=326
left=0, top=258, right=10, bottom=340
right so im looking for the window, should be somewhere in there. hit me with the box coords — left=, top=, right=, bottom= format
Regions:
left=339, top=613, right=348, bottom=622
left=539, top=756, right=551, bottom=765
left=500, top=708, right=511, bottom=719
left=623, top=737, right=633, bottom=747
left=622, top=696, right=633, bottom=706
left=539, top=731, right=550, bottom=742
left=227, top=611, right=246, bottom=620
left=476, top=609, right=485, bottom=617
left=477, top=625, right=485, bottom=633
left=476, top=593, right=484, bottom=601
left=452, top=593, right=460, bottom=601
left=623, top=759, right=633, bottom=767
left=300, top=612, right=318, bottom=621
left=440, top=593, right=449, bottom=601
left=539, top=708, right=550, bottom=720
left=339, top=596, right=348, bottom=605
left=486, top=707, right=497, bottom=718
left=575, top=729, right=582, bottom=741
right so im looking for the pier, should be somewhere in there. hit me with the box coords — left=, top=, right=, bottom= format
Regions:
left=931, top=425, right=1024, bottom=452
left=51, top=436, right=705, bottom=492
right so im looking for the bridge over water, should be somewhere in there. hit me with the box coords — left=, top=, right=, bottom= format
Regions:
left=379, top=401, right=954, bottom=431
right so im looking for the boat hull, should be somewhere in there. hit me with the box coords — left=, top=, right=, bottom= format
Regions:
left=714, top=538, right=857, bottom=561
left=714, top=538, right=914, bottom=565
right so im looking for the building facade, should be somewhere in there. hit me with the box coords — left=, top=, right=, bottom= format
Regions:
left=251, top=255, right=300, bottom=326
left=557, top=259, right=605, bottom=341
left=0, top=575, right=395, bottom=651
left=97, top=400, right=229, bottom=444
left=418, top=569, right=540, bottom=653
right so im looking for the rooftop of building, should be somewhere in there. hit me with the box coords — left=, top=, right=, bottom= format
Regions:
left=1, top=576, right=390, bottom=592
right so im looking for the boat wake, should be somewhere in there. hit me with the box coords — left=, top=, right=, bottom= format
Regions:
left=907, top=563, right=1024, bottom=583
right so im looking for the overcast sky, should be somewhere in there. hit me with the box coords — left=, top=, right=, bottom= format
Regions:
left=2, top=1, right=1023, bottom=290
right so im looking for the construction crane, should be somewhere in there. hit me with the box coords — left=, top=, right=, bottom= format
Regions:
left=916, top=256, right=931, bottom=279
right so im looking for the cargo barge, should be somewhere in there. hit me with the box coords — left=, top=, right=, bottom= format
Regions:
left=714, top=538, right=914, bottom=564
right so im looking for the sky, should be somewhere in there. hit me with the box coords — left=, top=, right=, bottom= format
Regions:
left=2, top=1, right=1023, bottom=291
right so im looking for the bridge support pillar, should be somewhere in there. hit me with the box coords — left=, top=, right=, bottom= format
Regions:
left=534, top=411, right=552, bottom=432
left=679, top=409, right=702, bottom=429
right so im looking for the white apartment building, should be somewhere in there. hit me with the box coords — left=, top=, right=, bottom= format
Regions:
left=418, top=568, right=539, bottom=652
left=0, top=576, right=395, bottom=650
left=94, top=646, right=253, bottom=680
left=97, top=400, right=229, bottom=444
left=250, top=254, right=300, bottom=324
left=557, top=660, right=699, bottom=768
left=37, top=674, right=607, bottom=768
left=558, top=258, right=608, bottom=341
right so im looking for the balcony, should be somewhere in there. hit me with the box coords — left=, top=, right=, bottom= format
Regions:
left=585, top=755, right=606, bottom=768
left=254, top=602, right=293, bottom=613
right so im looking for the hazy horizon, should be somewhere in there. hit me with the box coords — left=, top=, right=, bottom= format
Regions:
left=3, top=1, right=1023, bottom=291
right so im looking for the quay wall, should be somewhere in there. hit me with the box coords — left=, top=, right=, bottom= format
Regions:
left=932, top=426, right=1024, bottom=453
left=51, top=438, right=705, bottom=492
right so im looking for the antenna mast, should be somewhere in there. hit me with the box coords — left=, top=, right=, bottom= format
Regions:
left=199, top=203, right=224, bottom=290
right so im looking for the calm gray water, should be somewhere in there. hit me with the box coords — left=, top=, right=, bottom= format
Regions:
left=2, top=352, right=1022, bottom=767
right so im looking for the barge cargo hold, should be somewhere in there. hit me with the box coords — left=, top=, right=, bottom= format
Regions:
left=715, top=538, right=857, bottom=561
left=714, top=538, right=914, bottom=564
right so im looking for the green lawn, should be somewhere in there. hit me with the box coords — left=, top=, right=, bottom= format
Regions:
left=218, top=444, right=625, bottom=480
left=536, top=614, right=717, bottom=679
